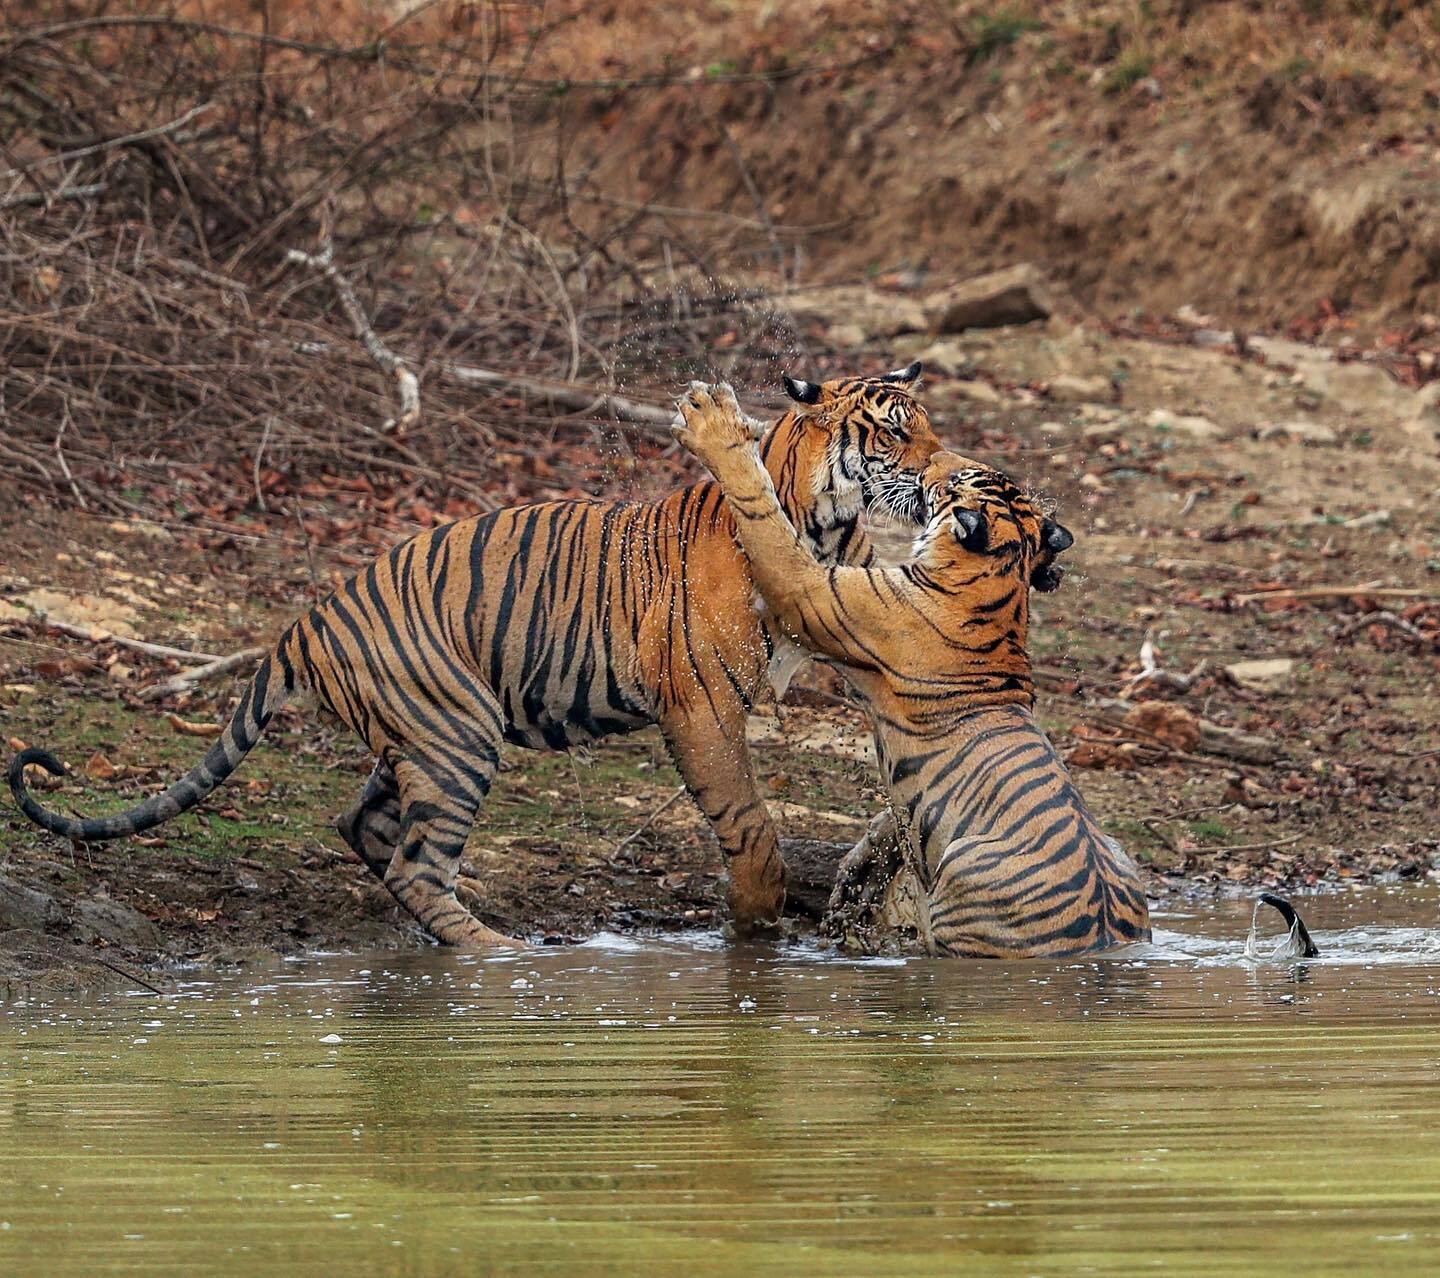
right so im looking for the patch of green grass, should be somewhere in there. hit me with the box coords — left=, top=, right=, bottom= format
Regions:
left=968, top=11, right=1045, bottom=67
left=1102, top=52, right=1153, bottom=95
left=1188, top=818, right=1230, bottom=841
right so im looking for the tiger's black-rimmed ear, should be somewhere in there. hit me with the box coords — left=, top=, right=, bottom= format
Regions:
left=1042, top=518, right=1074, bottom=553
left=953, top=508, right=989, bottom=552
left=782, top=374, right=823, bottom=405
left=882, top=360, right=923, bottom=386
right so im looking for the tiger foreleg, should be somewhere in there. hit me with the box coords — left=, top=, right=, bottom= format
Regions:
left=661, top=710, right=787, bottom=934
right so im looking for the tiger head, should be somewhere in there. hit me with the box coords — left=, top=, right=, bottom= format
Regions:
left=774, top=361, right=942, bottom=529
left=916, top=453, right=1075, bottom=601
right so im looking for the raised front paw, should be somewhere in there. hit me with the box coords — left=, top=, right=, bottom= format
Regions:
left=670, top=381, right=763, bottom=471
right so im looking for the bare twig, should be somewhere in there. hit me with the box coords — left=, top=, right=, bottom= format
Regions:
left=442, top=363, right=677, bottom=429
left=0, top=103, right=215, bottom=181
left=1234, top=583, right=1430, bottom=605
left=612, top=785, right=688, bottom=859
left=1337, top=610, right=1436, bottom=647
left=32, top=617, right=228, bottom=664
left=286, top=240, right=421, bottom=433
left=1203, top=831, right=1306, bottom=855
left=138, top=646, right=266, bottom=702
left=0, top=182, right=106, bottom=211
left=90, top=956, right=168, bottom=997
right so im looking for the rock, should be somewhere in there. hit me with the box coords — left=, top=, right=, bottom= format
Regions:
left=1256, top=420, right=1339, bottom=445
left=914, top=339, right=976, bottom=378
left=1249, top=335, right=1333, bottom=367
left=1147, top=408, right=1225, bottom=440
left=1343, top=509, right=1392, bottom=530
left=1409, top=381, right=1440, bottom=428
left=946, top=379, right=1002, bottom=405
left=1082, top=421, right=1126, bottom=441
left=71, top=895, right=160, bottom=948
left=0, top=588, right=141, bottom=639
left=1048, top=373, right=1115, bottom=405
left=825, top=323, right=867, bottom=349
left=922, top=263, right=1053, bottom=332
left=782, top=286, right=927, bottom=339
left=1174, top=304, right=1217, bottom=329
left=1226, top=658, right=1294, bottom=691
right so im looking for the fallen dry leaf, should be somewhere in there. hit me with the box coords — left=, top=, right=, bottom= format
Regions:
left=167, top=713, right=223, bottom=738
left=84, top=751, right=120, bottom=780
left=1123, top=701, right=1201, bottom=752
left=8, top=736, right=26, bottom=752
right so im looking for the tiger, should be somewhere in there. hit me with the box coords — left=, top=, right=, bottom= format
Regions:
left=670, top=381, right=1152, bottom=958
left=8, top=364, right=941, bottom=947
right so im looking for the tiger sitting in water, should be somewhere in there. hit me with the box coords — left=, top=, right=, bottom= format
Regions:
left=671, top=382, right=1151, bottom=958
left=9, top=365, right=941, bottom=946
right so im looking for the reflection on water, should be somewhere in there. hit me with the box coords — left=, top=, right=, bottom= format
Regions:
left=2, top=888, right=1438, bottom=1276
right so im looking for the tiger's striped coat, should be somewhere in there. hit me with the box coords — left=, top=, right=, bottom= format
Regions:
left=672, top=382, right=1151, bottom=958
left=10, top=369, right=941, bottom=945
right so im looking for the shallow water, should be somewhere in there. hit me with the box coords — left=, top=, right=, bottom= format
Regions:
left=2, top=889, right=1438, bottom=1276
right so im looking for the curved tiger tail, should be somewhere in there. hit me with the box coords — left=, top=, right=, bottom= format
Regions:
left=8, top=628, right=302, bottom=842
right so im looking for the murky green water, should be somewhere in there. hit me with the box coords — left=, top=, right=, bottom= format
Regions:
left=2, top=889, right=1439, bottom=1276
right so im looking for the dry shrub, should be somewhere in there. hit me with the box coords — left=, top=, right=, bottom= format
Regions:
left=0, top=4, right=796, bottom=530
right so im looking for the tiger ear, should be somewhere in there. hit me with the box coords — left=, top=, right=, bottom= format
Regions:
left=1042, top=518, right=1074, bottom=553
left=882, top=360, right=923, bottom=387
left=782, top=374, right=822, bottom=406
left=952, top=508, right=989, bottom=552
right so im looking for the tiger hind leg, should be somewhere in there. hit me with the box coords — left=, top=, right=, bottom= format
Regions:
left=335, top=758, right=401, bottom=881
left=383, top=722, right=524, bottom=944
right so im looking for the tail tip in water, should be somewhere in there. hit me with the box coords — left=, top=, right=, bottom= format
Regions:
left=1258, top=891, right=1320, bottom=959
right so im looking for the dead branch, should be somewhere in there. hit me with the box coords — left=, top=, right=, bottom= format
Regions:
left=612, top=785, right=688, bottom=859
left=34, top=617, right=228, bottom=664
left=286, top=240, right=421, bottom=433
left=1337, top=610, right=1437, bottom=647
left=0, top=103, right=215, bottom=182
left=1234, top=584, right=1430, bottom=605
left=139, top=646, right=267, bottom=702
left=442, top=363, right=676, bottom=430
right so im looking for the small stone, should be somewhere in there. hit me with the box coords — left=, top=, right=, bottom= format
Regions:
left=825, top=323, right=867, bottom=349
left=1082, top=421, right=1126, bottom=441
left=923, top=263, right=1054, bottom=332
left=948, top=379, right=1001, bottom=404
left=1226, top=658, right=1294, bottom=690
left=1147, top=408, right=1224, bottom=440
left=1174, top=304, right=1217, bottom=329
left=914, top=339, right=975, bottom=378
left=1256, top=420, right=1338, bottom=445
left=1343, top=509, right=1392, bottom=530
left=1048, top=373, right=1115, bottom=405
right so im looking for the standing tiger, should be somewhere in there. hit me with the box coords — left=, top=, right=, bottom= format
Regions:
left=671, top=382, right=1151, bottom=958
left=8, top=365, right=941, bottom=945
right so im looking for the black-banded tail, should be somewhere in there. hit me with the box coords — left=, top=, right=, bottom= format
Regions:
left=1258, top=891, right=1320, bottom=959
left=8, top=642, right=297, bottom=843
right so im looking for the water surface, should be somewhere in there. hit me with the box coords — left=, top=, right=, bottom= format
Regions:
left=2, top=888, right=1438, bottom=1275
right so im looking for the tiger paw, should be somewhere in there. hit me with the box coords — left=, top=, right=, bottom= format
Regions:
left=671, top=381, right=763, bottom=472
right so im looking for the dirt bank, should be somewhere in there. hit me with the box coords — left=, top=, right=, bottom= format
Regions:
left=532, top=0, right=1440, bottom=336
